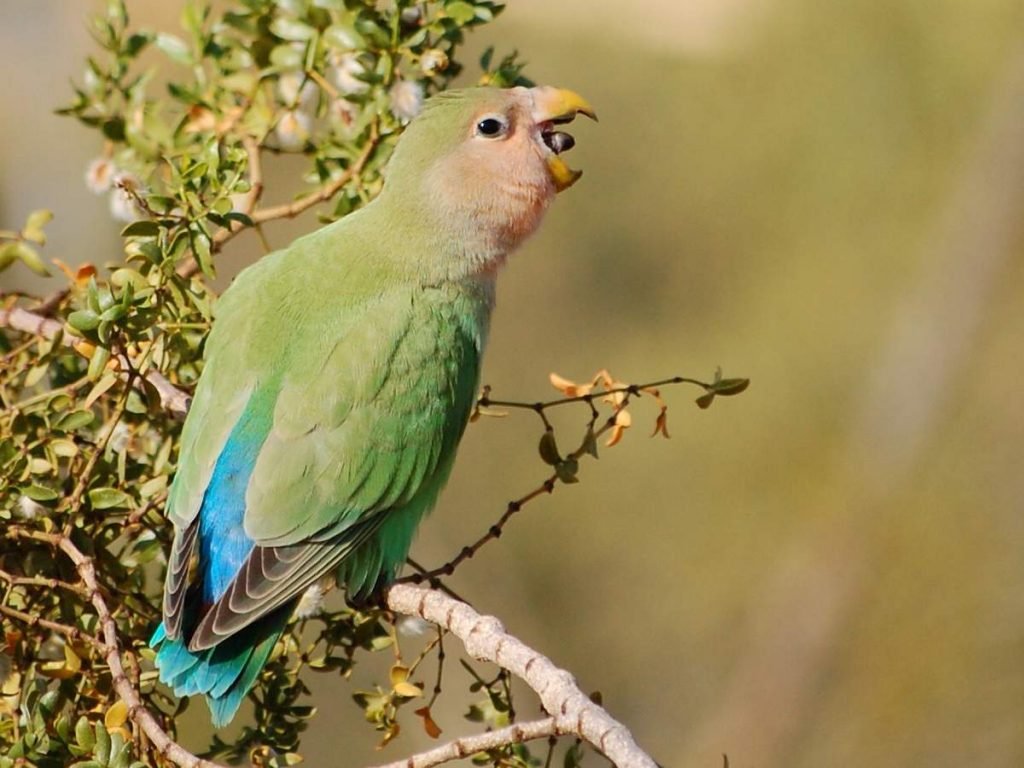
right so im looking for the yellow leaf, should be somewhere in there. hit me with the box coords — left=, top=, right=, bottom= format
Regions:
left=389, top=664, right=409, bottom=686
left=393, top=681, right=423, bottom=698
left=105, top=699, right=129, bottom=729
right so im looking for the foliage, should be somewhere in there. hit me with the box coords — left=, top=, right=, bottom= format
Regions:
left=0, top=1, right=745, bottom=766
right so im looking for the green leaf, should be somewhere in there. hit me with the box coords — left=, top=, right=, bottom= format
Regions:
left=4, top=242, right=51, bottom=276
left=712, top=377, right=750, bottom=396
left=270, top=18, right=316, bottom=41
left=120, top=220, right=160, bottom=237
left=323, top=23, right=365, bottom=50
left=555, top=458, right=579, bottom=484
left=445, top=1, right=476, bottom=25
left=101, top=117, right=126, bottom=141
left=88, top=487, right=132, bottom=510
left=269, top=43, right=305, bottom=70
left=93, top=723, right=111, bottom=765
left=538, top=430, right=561, bottom=465
left=54, top=409, right=96, bottom=432
left=68, top=310, right=101, bottom=332
left=155, top=32, right=192, bottom=64
left=21, top=484, right=58, bottom=502
left=0, top=242, right=19, bottom=271
left=695, top=392, right=715, bottom=409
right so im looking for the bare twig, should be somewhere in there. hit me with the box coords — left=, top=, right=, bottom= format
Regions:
left=386, top=583, right=658, bottom=768
left=251, top=124, right=379, bottom=224
left=369, top=717, right=565, bottom=768
left=0, top=603, right=103, bottom=650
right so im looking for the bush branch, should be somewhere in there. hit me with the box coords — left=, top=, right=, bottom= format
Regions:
left=369, top=717, right=565, bottom=768
left=8, top=527, right=221, bottom=768
left=0, top=305, right=190, bottom=415
left=385, top=583, right=658, bottom=768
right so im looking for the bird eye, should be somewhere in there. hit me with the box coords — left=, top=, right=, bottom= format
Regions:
left=475, top=117, right=507, bottom=138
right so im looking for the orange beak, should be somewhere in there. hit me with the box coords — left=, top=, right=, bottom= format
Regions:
left=530, top=86, right=597, bottom=192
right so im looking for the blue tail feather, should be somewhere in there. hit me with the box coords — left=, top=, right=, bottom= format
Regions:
left=151, top=605, right=291, bottom=728
left=152, top=389, right=281, bottom=727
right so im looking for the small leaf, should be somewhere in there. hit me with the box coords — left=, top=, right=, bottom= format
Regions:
left=88, top=487, right=132, bottom=510
left=40, top=643, right=81, bottom=680
left=270, top=17, right=316, bottom=41
left=538, top=430, right=561, bottom=466
left=555, top=458, right=579, bottom=484
left=104, top=700, right=128, bottom=730
left=445, top=1, right=476, bottom=24
left=68, top=310, right=101, bottom=332
left=54, top=409, right=96, bottom=432
left=93, top=723, right=111, bottom=765
left=414, top=706, right=442, bottom=739
left=120, top=220, right=160, bottom=237
left=84, top=372, right=117, bottom=406
left=393, top=681, right=423, bottom=698
left=12, top=242, right=50, bottom=276
left=22, top=209, right=53, bottom=244
left=652, top=408, right=670, bottom=439
left=155, top=33, right=191, bottom=64
left=713, top=377, right=750, bottom=396
left=695, top=392, right=716, bottom=409
left=21, top=484, right=58, bottom=502
left=75, top=717, right=94, bottom=751
left=389, top=664, right=409, bottom=686
left=86, top=346, right=112, bottom=382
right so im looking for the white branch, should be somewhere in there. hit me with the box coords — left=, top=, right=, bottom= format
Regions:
left=370, top=717, right=564, bottom=768
left=386, top=583, right=658, bottom=768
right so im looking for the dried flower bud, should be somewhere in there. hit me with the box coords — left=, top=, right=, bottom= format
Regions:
left=277, top=71, right=319, bottom=110
left=273, top=109, right=312, bottom=151
left=327, top=51, right=369, bottom=96
left=84, top=157, right=116, bottom=194
left=389, top=79, right=425, bottom=122
left=295, top=583, right=325, bottom=619
left=420, top=49, right=449, bottom=76
left=16, top=495, right=46, bottom=520
left=109, top=172, right=145, bottom=223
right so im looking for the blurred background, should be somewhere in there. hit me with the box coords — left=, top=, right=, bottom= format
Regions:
left=4, top=1, right=1024, bottom=766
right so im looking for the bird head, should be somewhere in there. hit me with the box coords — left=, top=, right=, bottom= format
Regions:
left=380, top=85, right=596, bottom=268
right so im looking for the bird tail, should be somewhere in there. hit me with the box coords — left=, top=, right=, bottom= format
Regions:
left=150, top=604, right=292, bottom=728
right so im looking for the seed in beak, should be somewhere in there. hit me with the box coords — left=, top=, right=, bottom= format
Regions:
left=544, top=131, right=575, bottom=155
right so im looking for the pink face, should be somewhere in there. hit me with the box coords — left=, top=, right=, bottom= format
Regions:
left=425, top=87, right=595, bottom=263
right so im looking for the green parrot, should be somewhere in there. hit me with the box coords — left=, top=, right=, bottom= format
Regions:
left=151, top=85, right=595, bottom=726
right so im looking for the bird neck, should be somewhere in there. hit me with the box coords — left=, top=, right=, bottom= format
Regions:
left=365, top=163, right=554, bottom=284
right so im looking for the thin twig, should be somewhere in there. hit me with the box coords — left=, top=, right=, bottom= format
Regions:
left=369, top=717, right=565, bottom=768
left=0, top=603, right=103, bottom=650
left=0, top=569, right=89, bottom=597
left=251, top=124, right=379, bottom=224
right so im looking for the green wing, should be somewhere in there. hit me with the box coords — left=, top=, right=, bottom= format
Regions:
left=168, top=238, right=492, bottom=650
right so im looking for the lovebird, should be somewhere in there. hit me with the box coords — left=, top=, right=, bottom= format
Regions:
left=151, top=85, right=595, bottom=726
